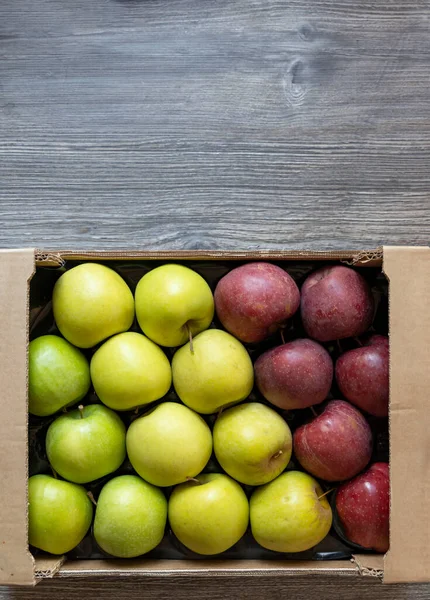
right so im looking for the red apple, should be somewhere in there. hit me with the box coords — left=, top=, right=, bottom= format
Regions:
left=336, top=462, right=389, bottom=552
left=336, top=335, right=389, bottom=417
left=300, top=266, right=374, bottom=342
left=365, top=334, right=389, bottom=349
left=214, top=263, right=300, bottom=343
left=255, top=339, right=333, bottom=410
left=293, top=400, right=373, bottom=481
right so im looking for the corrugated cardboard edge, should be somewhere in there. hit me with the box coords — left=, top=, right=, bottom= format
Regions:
left=56, top=559, right=358, bottom=578
left=351, top=555, right=384, bottom=579
left=382, top=246, right=430, bottom=584
left=0, top=249, right=36, bottom=586
left=34, top=554, right=67, bottom=580
left=34, top=556, right=66, bottom=580
left=34, top=248, right=383, bottom=267
left=342, top=248, right=384, bottom=267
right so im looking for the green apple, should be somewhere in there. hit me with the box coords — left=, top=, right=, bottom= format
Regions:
left=172, top=329, right=254, bottom=414
left=213, top=402, right=292, bottom=486
left=28, top=474, right=93, bottom=554
left=29, top=335, right=91, bottom=416
left=90, top=332, right=172, bottom=411
left=250, top=471, right=333, bottom=553
left=135, top=264, right=214, bottom=347
left=94, top=475, right=167, bottom=558
left=126, top=402, right=212, bottom=487
left=169, top=473, right=249, bottom=555
left=52, top=263, right=134, bottom=348
left=46, top=404, right=126, bottom=483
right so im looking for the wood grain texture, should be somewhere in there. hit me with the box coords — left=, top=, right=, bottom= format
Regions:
left=0, top=0, right=430, bottom=598
left=0, top=0, right=429, bottom=250
left=4, top=575, right=430, bottom=600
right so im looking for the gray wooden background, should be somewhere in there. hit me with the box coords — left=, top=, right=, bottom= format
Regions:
left=1, top=0, right=429, bottom=598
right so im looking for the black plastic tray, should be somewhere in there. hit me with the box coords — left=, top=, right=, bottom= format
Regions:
left=29, top=258, right=389, bottom=562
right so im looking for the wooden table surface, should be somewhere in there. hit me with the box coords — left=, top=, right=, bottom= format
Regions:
left=1, top=0, right=429, bottom=598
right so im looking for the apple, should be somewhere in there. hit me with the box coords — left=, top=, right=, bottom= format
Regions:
left=293, top=400, right=373, bottom=482
left=46, top=404, right=126, bottom=483
left=28, top=474, right=93, bottom=554
left=255, top=339, right=333, bottom=410
left=28, top=335, right=91, bottom=417
left=126, top=402, right=212, bottom=487
left=300, top=265, right=374, bottom=342
left=335, top=335, right=389, bottom=417
left=168, top=473, right=249, bottom=555
left=90, top=332, right=172, bottom=411
left=365, top=334, right=389, bottom=349
left=135, top=264, right=214, bottom=347
left=172, top=329, right=254, bottom=414
left=214, top=263, right=300, bottom=343
left=336, top=462, right=389, bottom=552
left=52, top=263, right=134, bottom=348
left=94, top=475, right=167, bottom=558
left=213, top=402, right=292, bottom=486
left=250, top=471, right=332, bottom=553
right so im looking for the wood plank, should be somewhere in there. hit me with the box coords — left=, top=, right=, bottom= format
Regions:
left=0, top=0, right=429, bottom=250
left=4, top=574, right=430, bottom=599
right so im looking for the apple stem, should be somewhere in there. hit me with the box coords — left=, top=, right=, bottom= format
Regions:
left=87, top=491, right=97, bottom=506
left=51, top=467, right=58, bottom=479
left=336, top=339, right=342, bottom=353
left=134, top=407, right=139, bottom=415
left=186, top=476, right=201, bottom=485
left=62, top=407, right=68, bottom=414
left=186, top=323, right=194, bottom=354
left=271, top=450, right=283, bottom=460
left=280, top=328, right=286, bottom=345
left=78, top=405, right=85, bottom=419
left=318, top=488, right=335, bottom=501
left=310, top=406, right=318, bottom=417
left=354, top=337, right=364, bottom=347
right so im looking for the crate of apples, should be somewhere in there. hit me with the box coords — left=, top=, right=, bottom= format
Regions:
left=28, top=260, right=390, bottom=559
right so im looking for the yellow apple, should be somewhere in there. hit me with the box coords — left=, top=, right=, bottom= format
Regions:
left=28, top=475, right=93, bottom=555
left=46, top=404, right=126, bottom=484
left=94, top=475, right=167, bottom=558
left=250, top=471, right=332, bottom=553
left=168, top=473, right=249, bottom=555
left=135, top=264, right=214, bottom=347
left=28, top=335, right=90, bottom=417
left=213, top=402, right=292, bottom=485
left=90, top=332, right=172, bottom=411
left=52, top=263, right=134, bottom=348
left=126, top=402, right=212, bottom=487
left=172, top=329, right=254, bottom=414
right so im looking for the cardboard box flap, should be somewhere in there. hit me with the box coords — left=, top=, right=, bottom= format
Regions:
left=383, top=246, right=430, bottom=583
left=57, top=558, right=358, bottom=578
left=0, top=250, right=35, bottom=586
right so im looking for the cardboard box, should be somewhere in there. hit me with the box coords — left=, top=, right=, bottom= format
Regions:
left=0, top=246, right=428, bottom=586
